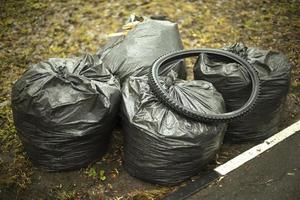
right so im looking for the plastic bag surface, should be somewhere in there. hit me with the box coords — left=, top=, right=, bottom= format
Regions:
left=121, top=73, right=226, bottom=185
left=12, top=54, right=121, bottom=171
left=97, top=17, right=186, bottom=83
left=194, top=43, right=291, bottom=142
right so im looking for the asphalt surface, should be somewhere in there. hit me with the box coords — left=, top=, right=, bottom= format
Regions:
left=188, top=131, right=300, bottom=200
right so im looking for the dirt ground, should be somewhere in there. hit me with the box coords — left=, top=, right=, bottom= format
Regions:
left=0, top=0, right=299, bottom=199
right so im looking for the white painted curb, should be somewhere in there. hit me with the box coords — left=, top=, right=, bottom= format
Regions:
left=215, top=120, right=300, bottom=176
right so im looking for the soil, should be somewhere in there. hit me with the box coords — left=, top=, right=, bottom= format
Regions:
left=0, top=0, right=299, bottom=199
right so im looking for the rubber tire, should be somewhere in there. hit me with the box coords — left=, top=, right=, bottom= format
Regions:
left=148, top=48, right=261, bottom=123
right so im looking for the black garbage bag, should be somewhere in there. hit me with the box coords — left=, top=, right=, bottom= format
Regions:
left=96, top=16, right=186, bottom=83
left=194, top=43, right=292, bottom=142
left=11, top=54, right=121, bottom=171
left=121, top=73, right=226, bottom=185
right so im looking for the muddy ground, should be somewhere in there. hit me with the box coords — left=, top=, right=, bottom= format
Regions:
left=0, top=0, right=299, bottom=199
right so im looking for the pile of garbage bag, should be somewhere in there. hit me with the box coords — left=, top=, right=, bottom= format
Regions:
left=194, top=43, right=291, bottom=142
left=11, top=15, right=291, bottom=185
left=96, top=16, right=186, bottom=83
left=121, top=73, right=226, bottom=185
left=12, top=54, right=121, bottom=171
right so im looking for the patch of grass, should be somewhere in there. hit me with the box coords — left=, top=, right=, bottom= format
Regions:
left=0, top=0, right=299, bottom=199
left=0, top=105, right=32, bottom=191
left=55, top=190, right=76, bottom=200
left=85, top=166, right=107, bottom=182
left=125, top=188, right=172, bottom=200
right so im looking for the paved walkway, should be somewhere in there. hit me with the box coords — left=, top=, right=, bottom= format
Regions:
left=189, top=131, right=300, bottom=200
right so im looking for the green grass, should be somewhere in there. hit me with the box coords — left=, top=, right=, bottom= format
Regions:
left=0, top=0, right=299, bottom=199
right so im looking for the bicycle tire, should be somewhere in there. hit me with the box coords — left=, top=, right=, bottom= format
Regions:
left=148, top=48, right=261, bottom=122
